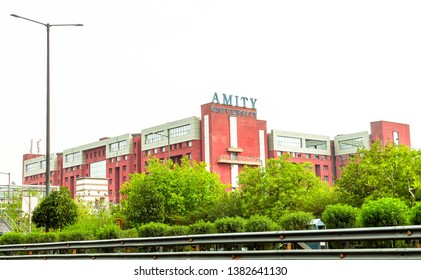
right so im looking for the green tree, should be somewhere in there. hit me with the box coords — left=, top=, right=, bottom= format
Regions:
left=239, top=155, right=327, bottom=220
left=336, top=142, right=421, bottom=207
left=358, top=198, right=409, bottom=227
left=120, top=157, right=226, bottom=226
left=321, top=204, right=359, bottom=229
left=279, top=211, right=314, bottom=230
left=31, top=187, right=78, bottom=232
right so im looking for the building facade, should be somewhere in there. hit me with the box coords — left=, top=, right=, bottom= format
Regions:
left=22, top=94, right=412, bottom=202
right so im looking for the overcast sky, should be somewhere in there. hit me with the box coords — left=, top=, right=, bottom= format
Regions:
left=1, top=0, right=421, bottom=185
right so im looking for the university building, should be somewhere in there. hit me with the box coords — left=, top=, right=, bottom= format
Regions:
left=22, top=93, right=411, bottom=203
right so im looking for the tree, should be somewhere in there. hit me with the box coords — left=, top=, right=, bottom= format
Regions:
left=358, top=198, right=409, bottom=227
left=120, top=157, right=226, bottom=226
left=321, top=204, right=359, bottom=229
left=336, top=142, right=421, bottom=207
left=31, top=187, right=78, bottom=231
left=239, top=155, right=328, bottom=220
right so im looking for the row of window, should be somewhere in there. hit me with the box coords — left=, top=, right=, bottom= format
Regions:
left=145, top=124, right=192, bottom=144
left=143, top=141, right=193, bottom=156
left=276, top=136, right=328, bottom=150
left=278, top=151, right=329, bottom=160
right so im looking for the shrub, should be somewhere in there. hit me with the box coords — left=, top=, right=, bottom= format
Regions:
left=279, top=211, right=314, bottom=230
left=96, top=225, right=121, bottom=240
left=321, top=204, right=359, bottom=229
left=0, top=232, right=25, bottom=245
left=359, top=198, right=409, bottom=227
left=214, top=216, right=246, bottom=233
left=245, top=215, right=278, bottom=232
left=164, top=225, right=190, bottom=236
left=58, top=229, right=95, bottom=241
left=24, top=232, right=58, bottom=244
left=137, top=222, right=170, bottom=237
left=409, top=202, right=421, bottom=225
left=188, top=220, right=216, bottom=235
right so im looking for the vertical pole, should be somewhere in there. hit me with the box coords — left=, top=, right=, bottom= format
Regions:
left=46, top=24, right=51, bottom=196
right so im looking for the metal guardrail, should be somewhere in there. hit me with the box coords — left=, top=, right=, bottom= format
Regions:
left=1, top=225, right=421, bottom=259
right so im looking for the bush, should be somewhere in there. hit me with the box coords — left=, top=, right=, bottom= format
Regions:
left=214, top=216, right=246, bottom=233
left=321, top=204, right=359, bottom=229
left=119, top=228, right=139, bottom=238
left=24, top=232, right=58, bottom=244
left=245, top=215, right=277, bottom=232
left=164, top=225, right=190, bottom=236
left=0, top=232, right=25, bottom=245
left=58, top=229, right=95, bottom=241
left=96, top=225, right=121, bottom=240
left=189, top=220, right=216, bottom=235
left=279, top=211, right=314, bottom=230
left=359, top=198, right=410, bottom=227
left=409, top=202, right=421, bottom=225
left=137, top=222, right=170, bottom=237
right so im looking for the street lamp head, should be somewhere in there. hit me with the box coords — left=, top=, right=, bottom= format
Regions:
left=10, top=14, right=20, bottom=18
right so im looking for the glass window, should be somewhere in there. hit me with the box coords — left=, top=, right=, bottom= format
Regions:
left=65, top=151, right=81, bottom=163
left=339, top=137, right=364, bottom=150
left=277, top=136, right=302, bottom=148
left=305, top=139, right=327, bottom=150
left=393, top=131, right=399, bottom=145
left=109, top=140, right=127, bottom=152
left=90, top=160, right=106, bottom=178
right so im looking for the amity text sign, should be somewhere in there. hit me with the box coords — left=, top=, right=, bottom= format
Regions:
left=211, top=93, right=258, bottom=119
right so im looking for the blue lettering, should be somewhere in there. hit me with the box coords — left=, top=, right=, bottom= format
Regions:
left=223, top=94, right=233, bottom=106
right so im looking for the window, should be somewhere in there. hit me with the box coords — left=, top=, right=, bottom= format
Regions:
left=154, top=148, right=159, bottom=154
left=169, top=124, right=191, bottom=138
left=324, top=176, right=329, bottom=182
left=306, top=154, right=311, bottom=159
left=187, top=141, right=192, bottom=147
left=323, top=165, right=328, bottom=171
left=109, top=140, right=127, bottom=152
left=393, top=131, right=399, bottom=145
left=26, top=162, right=39, bottom=172
left=306, top=139, right=327, bottom=150
left=277, top=136, right=302, bottom=148
left=339, top=137, right=364, bottom=150
left=65, top=151, right=81, bottom=163
left=145, top=132, right=166, bottom=144
left=90, top=160, right=106, bottom=178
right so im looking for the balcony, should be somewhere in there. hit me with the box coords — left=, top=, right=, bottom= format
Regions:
left=217, top=155, right=262, bottom=166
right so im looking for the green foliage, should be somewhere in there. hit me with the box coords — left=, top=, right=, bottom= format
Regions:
left=239, top=156, right=327, bottom=220
left=164, top=225, right=190, bottom=236
left=96, top=225, right=121, bottom=240
left=358, top=198, right=410, bottom=227
left=244, top=215, right=278, bottom=232
left=188, top=220, right=216, bottom=235
left=336, top=142, right=421, bottom=207
left=31, top=187, right=78, bottom=231
left=321, top=204, right=359, bottom=229
left=58, top=229, right=95, bottom=241
left=0, top=232, right=25, bottom=245
left=279, top=211, right=314, bottom=230
left=214, top=216, right=246, bottom=233
left=121, top=157, right=226, bottom=226
left=137, top=222, right=170, bottom=237
left=409, top=202, right=421, bottom=225
left=120, top=173, right=165, bottom=227
left=24, top=232, right=58, bottom=243
left=203, top=189, right=243, bottom=222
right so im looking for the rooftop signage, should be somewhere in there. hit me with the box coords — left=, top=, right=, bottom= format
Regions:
left=211, top=92, right=258, bottom=119
left=212, top=92, right=257, bottom=109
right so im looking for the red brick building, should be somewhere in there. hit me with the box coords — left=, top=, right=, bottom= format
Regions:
left=22, top=93, right=412, bottom=202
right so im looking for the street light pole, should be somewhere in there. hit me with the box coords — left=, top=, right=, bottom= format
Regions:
left=11, top=14, right=83, bottom=196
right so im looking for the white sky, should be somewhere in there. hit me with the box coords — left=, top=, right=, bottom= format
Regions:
left=1, top=0, right=421, bottom=185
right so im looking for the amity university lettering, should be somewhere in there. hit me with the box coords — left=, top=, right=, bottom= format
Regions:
left=211, top=93, right=258, bottom=119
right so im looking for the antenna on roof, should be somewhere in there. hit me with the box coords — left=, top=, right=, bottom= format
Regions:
left=37, top=139, right=41, bottom=154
